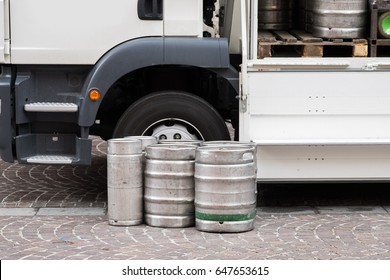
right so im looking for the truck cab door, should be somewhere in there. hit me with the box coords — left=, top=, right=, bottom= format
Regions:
left=10, top=0, right=164, bottom=65
left=138, top=0, right=184, bottom=36
left=10, top=0, right=204, bottom=65
left=164, top=0, right=203, bottom=37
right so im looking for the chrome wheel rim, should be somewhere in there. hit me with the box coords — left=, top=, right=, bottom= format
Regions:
left=142, top=118, right=204, bottom=141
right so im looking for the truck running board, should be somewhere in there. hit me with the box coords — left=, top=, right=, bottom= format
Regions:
left=15, top=134, right=92, bottom=165
left=26, top=155, right=74, bottom=164
left=24, top=102, right=78, bottom=113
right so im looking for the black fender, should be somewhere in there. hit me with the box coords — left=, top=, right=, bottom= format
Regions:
left=78, top=37, right=239, bottom=127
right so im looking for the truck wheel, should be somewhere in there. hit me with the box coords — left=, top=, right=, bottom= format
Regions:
left=113, top=91, right=230, bottom=141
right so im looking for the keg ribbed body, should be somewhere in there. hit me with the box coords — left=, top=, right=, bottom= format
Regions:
left=107, top=139, right=143, bottom=226
left=258, top=0, right=294, bottom=30
left=310, top=0, right=367, bottom=38
left=195, top=145, right=257, bottom=233
left=144, top=144, right=196, bottom=228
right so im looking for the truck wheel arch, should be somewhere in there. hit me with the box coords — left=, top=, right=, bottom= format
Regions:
left=78, top=37, right=239, bottom=127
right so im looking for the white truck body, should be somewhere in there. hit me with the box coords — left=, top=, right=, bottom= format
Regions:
left=240, top=0, right=390, bottom=181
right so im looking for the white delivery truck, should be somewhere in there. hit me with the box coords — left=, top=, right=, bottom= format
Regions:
left=1, top=0, right=390, bottom=182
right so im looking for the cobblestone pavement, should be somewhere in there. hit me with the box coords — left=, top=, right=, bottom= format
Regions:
left=1, top=209, right=390, bottom=260
left=0, top=137, right=107, bottom=208
left=1, top=137, right=390, bottom=260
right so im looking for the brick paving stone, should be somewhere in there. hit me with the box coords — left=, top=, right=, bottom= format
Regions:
left=317, top=206, right=388, bottom=214
left=36, top=207, right=106, bottom=216
left=257, top=206, right=317, bottom=214
left=0, top=213, right=388, bottom=260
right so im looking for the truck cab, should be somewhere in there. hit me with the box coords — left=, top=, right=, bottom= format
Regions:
left=1, top=0, right=238, bottom=165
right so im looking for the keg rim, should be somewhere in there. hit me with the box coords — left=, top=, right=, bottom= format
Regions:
left=107, top=138, right=143, bottom=155
left=146, top=143, right=197, bottom=160
left=108, top=138, right=141, bottom=143
left=197, top=145, right=255, bottom=152
left=124, top=135, right=158, bottom=140
left=158, top=139, right=203, bottom=146
left=201, top=140, right=256, bottom=146
left=148, top=143, right=198, bottom=150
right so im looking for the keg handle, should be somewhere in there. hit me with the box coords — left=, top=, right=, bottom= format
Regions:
left=242, top=152, right=254, bottom=161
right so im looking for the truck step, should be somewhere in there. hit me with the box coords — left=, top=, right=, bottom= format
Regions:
left=26, top=155, right=74, bottom=164
left=24, top=102, right=78, bottom=113
left=15, top=134, right=92, bottom=165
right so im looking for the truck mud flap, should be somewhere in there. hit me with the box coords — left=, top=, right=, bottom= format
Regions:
left=0, top=67, right=14, bottom=162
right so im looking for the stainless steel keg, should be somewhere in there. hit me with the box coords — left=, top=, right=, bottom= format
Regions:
left=195, top=145, right=257, bottom=233
left=144, top=144, right=196, bottom=228
left=311, top=0, right=367, bottom=39
left=258, top=0, right=294, bottom=30
left=107, top=139, right=143, bottom=226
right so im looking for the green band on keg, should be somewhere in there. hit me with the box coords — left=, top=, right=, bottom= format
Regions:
left=382, top=14, right=390, bottom=36
left=195, top=210, right=256, bottom=222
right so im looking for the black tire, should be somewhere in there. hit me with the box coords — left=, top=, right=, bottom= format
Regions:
left=113, top=91, right=230, bottom=140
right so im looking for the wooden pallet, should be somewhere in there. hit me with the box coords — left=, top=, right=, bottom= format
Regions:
left=258, top=30, right=368, bottom=58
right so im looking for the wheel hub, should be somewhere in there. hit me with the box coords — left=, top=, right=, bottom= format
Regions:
left=142, top=118, right=204, bottom=141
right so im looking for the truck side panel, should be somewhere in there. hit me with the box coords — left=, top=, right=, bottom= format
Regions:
left=244, top=70, right=390, bottom=181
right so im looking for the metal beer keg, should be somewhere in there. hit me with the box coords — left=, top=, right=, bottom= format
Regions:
left=311, top=0, right=367, bottom=39
left=144, top=144, right=196, bottom=227
left=258, top=0, right=294, bottom=30
left=195, top=145, right=257, bottom=233
left=107, top=139, right=143, bottom=226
